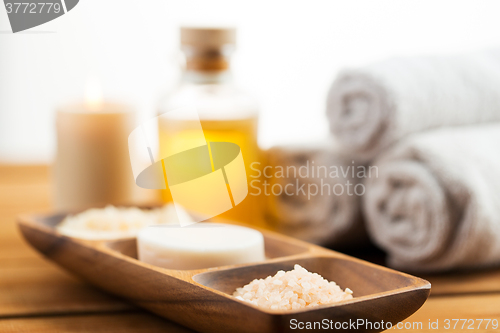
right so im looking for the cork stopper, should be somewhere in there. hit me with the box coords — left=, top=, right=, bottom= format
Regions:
left=180, top=27, right=236, bottom=71
left=181, top=27, right=236, bottom=49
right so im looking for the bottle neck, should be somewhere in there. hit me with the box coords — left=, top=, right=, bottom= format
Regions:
left=181, top=46, right=234, bottom=84
left=181, top=69, right=233, bottom=84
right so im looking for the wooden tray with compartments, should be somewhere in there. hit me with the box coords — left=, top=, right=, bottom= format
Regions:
left=18, top=212, right=430, bottom=333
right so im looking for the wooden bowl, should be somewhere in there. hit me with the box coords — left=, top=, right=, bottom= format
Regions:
left=18, top=212, right=430, bottom=333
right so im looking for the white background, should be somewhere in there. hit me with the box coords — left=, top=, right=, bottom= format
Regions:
left=1, top=0, right=500, bottom=162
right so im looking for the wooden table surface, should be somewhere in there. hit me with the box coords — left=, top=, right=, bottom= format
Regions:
left=1, top=165, right=499, bottom=332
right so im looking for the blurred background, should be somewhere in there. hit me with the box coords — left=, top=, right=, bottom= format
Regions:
left=2, top=0, right=500, bottom=162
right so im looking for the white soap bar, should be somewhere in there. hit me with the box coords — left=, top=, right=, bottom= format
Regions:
left=137, top=223, right=265, bottom=270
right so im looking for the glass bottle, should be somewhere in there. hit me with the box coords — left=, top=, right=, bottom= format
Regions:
left=158, top=27, right=261, bottom=226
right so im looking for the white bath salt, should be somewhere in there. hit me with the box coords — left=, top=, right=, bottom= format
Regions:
left=57, top=204, right=191, bottom=240
left=233, top=264, right=353, bottom=311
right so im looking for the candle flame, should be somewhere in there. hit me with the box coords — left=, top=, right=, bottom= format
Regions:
left=85, top=76, right=102, bottom=111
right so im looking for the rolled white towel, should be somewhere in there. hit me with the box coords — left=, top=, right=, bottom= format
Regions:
left=263, top=141, right=368, bottom=247
left=326, top=49, right=500, bottom=159
left=364, top=124, right=500, bottom=272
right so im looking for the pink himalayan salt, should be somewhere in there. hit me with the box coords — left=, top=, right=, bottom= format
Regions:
left=233, top=264, right=353, bottom=311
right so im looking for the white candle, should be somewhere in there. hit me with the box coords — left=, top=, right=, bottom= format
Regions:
left=55, top=100, right=137, bottom=211
left=137, top=223, right=265, bottom=270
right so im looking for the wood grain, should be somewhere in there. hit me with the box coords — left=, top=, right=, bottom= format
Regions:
left=0, top=312, right=196, bottom=333
left=18, top=212, right=430, bottom=333
left=2, top=165, right=500, bottom=332
left=0, top=261, right=132, bottom=318
left=400, top=294, right=500, bottom=332
left=0, top=165, right=132, bottom=318
left=424, top=269, right=500, bottom=296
